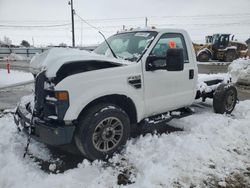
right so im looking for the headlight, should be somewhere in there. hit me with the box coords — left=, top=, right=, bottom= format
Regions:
left=55, top=91, right=69, bottom=101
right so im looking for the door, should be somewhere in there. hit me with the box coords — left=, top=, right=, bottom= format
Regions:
left=142, top=33, right=196, bottom=116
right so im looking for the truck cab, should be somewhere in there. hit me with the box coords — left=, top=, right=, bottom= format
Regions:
left=91, top=29, right=197, bottom=117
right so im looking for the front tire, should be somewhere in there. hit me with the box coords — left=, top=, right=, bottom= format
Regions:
left=75, top=103, right=130, bottom=160
left=197, top=52, right=210, bottom=62
left=224, top=50, right=237, bottom=62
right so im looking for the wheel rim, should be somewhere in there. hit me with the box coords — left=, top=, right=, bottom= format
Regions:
left=225, top=90, right=236, bottom=112
left=92, top=117, right=123, bottom=152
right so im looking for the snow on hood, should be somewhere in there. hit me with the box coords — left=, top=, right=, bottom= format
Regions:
left=29, top=48, right=132, bottom=77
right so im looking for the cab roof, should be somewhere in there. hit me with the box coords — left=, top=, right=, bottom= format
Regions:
left=116, top=27, right=188, bottom=35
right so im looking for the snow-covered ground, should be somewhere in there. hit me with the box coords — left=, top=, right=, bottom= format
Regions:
left=0, top=99, right=249, bottom=188
left=0, top=69, right=33, bottom=88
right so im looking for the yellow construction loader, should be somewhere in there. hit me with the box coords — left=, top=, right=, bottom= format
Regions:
left=193, top=34, right=248, bottom=62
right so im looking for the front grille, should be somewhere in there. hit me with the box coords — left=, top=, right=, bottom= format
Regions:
left=34, top=71, right=46, bottom=117
left=33, top=71, right=69, bottom=121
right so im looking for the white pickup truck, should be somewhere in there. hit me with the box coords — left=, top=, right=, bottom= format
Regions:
left=14, top=28, right=238, bottom=160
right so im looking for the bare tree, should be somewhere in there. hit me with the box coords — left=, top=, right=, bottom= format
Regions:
left=4, top=36, right=12, bottom=45
left=21, top=40, right=30, bottom=47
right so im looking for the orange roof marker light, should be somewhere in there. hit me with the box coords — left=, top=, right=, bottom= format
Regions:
left=169, top=41, right=177, bottom=48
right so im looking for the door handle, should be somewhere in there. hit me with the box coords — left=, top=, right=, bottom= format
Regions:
left=189, top=69, right=194, bottom=79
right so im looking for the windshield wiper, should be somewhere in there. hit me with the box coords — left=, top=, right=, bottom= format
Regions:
left=137, top=36, right=155, bottom=62
left=98, top=31, right=117, bottom=59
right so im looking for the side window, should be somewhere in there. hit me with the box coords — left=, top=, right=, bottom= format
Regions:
left=150, top=33, right=189, bottom=67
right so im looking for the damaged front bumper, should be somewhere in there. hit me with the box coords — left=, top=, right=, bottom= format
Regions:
left=14, top=97, right=75, bottom=146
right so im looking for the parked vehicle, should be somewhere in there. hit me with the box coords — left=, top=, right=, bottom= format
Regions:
left=14, top=28, right=238, bottom=160
left=193, top=34, right=248, bottom=62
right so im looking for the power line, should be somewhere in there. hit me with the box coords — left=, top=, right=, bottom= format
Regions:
left=0, top=12, right=249, bottom=30
left=74, top=12, right=100, bottom=31
left=1, top=20, right=250, bottom=30
left=1, top=12, right=250, bottom=23
left=1, top=12, right=250, bottom=45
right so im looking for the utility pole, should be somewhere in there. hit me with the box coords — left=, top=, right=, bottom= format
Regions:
left=145, top=17, right=148, bottom=27
left=80, top=21, right=83, bottom=47
left=32, top=37, right=34, bottom=47
left=68, top=0, right=75, bottom=47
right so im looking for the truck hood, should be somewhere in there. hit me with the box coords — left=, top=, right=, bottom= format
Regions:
left=30, top=48, right=133, bottom=77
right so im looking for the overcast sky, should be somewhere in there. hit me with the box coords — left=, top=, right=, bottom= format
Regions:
left=0, top=0, right=250, bottom=46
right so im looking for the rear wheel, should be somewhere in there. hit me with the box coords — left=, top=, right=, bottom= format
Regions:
left=75, top=103, right=130, bottom=160
left=213, top=84, right=237, bottom=114
left=197, top=52, right=210, bottom=62
left=224, top=50, right=237, bottom=62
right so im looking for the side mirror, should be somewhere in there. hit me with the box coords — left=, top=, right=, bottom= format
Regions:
left=166, top=48, right=184, bottom=71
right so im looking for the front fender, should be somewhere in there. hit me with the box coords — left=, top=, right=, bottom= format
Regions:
left=67, top=85, right=144, bottom=122
left=55, top=69, right=144, bottom=122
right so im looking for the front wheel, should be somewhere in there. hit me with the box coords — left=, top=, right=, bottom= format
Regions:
left=224, top=50, right=237, bottom=62
left=75, top=103, right=130, bottom=161
left=197, top=52, right=210, bottom=62
left=213, top=84, right=237, bottom=114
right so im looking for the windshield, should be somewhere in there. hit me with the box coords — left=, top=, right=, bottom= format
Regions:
left=94, top=31, right=158, bottom=62
left=212, top=34, right=220, bottom=44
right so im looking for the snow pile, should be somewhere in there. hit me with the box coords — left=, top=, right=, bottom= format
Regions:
left=0, top=100, right=250, bottom=188
left=0, top=69, right=33, bottom=88
left=228, top=58, right=250, bottom=83
left=197, top=73, right=231, bottom=93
